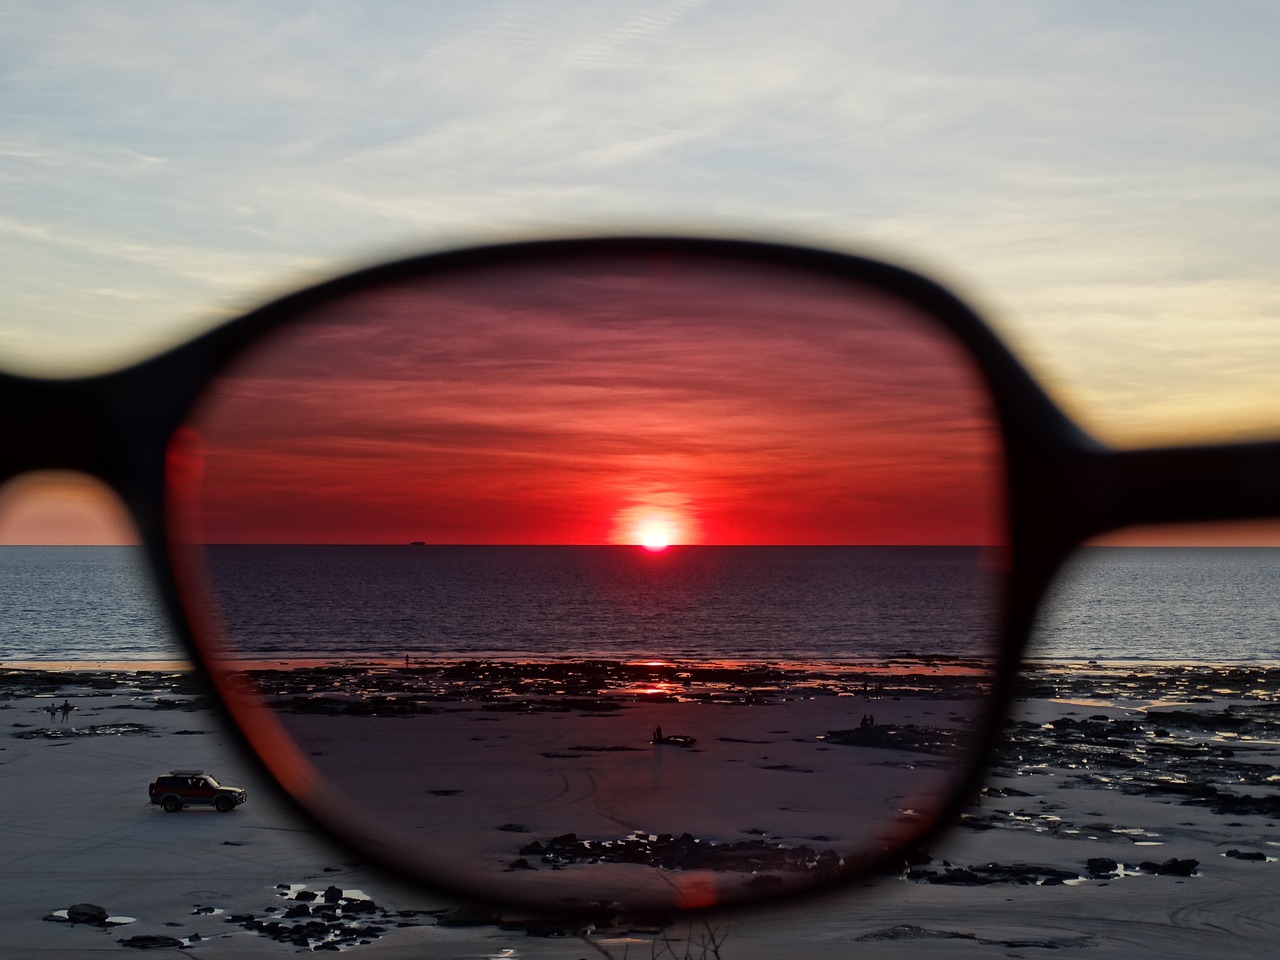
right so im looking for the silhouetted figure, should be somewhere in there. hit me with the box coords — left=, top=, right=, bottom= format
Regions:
left=653, top=725, right=663, bottom=742
left=44, top=702, right=57, bottom=722
left=59, top=700, right=73, bottom=722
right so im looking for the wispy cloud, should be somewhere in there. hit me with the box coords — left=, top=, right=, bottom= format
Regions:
left=1, top=1, right=1278, bottom=447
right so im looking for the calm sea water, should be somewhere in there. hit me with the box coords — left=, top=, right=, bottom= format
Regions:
left=0, top=546, right=171, bottom=663
left=0, top=545, right=1277, bottom=664
left=202, top=546, right=997, bottom=662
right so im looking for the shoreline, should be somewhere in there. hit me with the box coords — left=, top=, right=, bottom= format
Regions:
left=2, top=662, right=1278, bottom=956
left=8, top=654, right=1280, bottom=669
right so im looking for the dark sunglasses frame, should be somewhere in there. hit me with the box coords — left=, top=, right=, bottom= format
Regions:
left=4, top=236, right=1280, bottom=909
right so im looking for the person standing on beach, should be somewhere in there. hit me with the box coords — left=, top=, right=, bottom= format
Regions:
left=44, top=702, right=57, bottom=722
left=59, top=699, right=73, bottom=722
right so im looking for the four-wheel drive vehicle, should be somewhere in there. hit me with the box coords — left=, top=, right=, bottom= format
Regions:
left=149, top=770, right=247, bottom=813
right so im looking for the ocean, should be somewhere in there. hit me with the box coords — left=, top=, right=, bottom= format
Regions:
left=1, top=545, right=1278, bottom=665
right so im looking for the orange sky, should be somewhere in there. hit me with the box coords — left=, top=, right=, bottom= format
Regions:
left=173, top=254, right=1005, bottom=546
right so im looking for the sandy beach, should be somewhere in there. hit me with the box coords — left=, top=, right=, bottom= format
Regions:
left=234, top=658, right=989, bottom=912
left=2, top=662, right=1278, bottom=957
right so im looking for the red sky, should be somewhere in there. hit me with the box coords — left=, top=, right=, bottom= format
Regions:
left=174, top=253, right=1005, bottom=546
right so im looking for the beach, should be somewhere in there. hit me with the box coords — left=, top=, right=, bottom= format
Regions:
left=1, top=662, right=1278, bottom=957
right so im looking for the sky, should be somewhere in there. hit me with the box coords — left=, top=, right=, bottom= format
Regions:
left=1, top=1, right=1279, bottom=544
left=174, top=256, right=1001, bottom=545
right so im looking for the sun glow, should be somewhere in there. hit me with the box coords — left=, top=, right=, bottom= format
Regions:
left=637, top=518, right=675, bottom=551
left=611, top=498, right=695, bottom=549
left=641, top=530, right=669, bottom=552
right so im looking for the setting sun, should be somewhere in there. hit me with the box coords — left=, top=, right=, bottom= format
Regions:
left=636, top=518, right=675, bottom=551
left=610, top=498, right=695, bottom=549
left=640, top=529, right=670, bottom=551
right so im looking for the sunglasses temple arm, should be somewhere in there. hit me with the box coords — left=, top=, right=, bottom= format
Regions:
left=1072, top=439, right=1280, bottom=535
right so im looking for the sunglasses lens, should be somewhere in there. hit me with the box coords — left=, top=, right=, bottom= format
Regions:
left=169, top=249, right=1006, bottom=911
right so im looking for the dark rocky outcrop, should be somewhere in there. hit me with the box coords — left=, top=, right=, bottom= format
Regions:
left=520, top=830, right=846, bottom=878
left=67, top=903, right=108, bottom=925
left=43, top=903, right=127, bottom=927
left=119, top=934, right=185, bottom=949
left=1225, top=849, right=1267, bottom=861
left=1139, top=858, right=1198, bottom=876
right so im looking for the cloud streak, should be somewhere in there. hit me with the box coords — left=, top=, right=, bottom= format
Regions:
left=180, top=252, right=1002, bottom=545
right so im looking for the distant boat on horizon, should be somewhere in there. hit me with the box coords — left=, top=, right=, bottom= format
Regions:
left=408, top=541, right=427, bottom=547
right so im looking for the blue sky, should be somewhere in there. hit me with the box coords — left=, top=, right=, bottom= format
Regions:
left=2, top=0, right=1279, bottom=449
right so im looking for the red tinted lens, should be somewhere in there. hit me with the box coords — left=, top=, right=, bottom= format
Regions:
left=168, top=251, right=1006, bottom=911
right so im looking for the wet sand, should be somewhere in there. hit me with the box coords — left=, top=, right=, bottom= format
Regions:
left=239, top=658, right=988, bottom=911
left=1, top=662, right=1278, bottom=957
